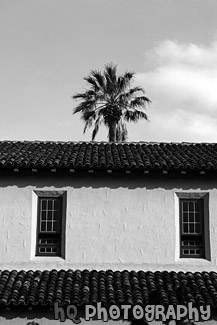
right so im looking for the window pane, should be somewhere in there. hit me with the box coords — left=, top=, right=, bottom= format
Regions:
left=40, top=221, right=46, bottom=231
left=47, top=211, right=53, bottom=221
left=42, top=200, right=47, bottom=210
left=183, top=223, right=188, bottom=233
left=195, top=213, right=200, bottom=222
left=48, top=200, right=53, bottom=210
left=189, top=224, right=194, bottom=233
left=183, top=201, right=188, bottom=211
left=47, top=222, right=52, bottom=232
left=54, top=199, right=59, bottom=210
left=53, top=222, right=58, bottom=231
left=41, top=211, right=46, bottom=220
left=189, top=213, right=194, bottom=222
left=53, top=210, right=58, bottom=221
left=195, top=200, right=200, bottom=210
left=195, top=223, right=201, bottom=234
left=189, top=201, right=194, bottom=212
left=183, top=213, right=188, bottom=222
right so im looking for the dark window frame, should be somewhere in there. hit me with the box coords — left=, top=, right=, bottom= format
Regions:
left=34, top=191, right=66, bottom=258
left=179, top=198, right=204, bottom=258
left=176, top=192, right=210, bottom=260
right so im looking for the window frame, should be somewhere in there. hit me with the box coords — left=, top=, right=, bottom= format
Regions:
left=179, top=198, right=204, bottom=258
left=34, top=191, right=66, bottom=258
left=176, top=192, right=210, bottom=260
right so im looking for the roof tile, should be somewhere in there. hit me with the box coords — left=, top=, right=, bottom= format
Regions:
left=0, top=270, right=216, bottom=308
left=0, top=141, right=217, bottom=171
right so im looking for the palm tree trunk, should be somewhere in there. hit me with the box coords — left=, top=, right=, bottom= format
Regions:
left=109, top=121, right=116, bottom=142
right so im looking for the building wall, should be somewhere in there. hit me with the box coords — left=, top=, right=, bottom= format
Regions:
left=0, top=172, right=216, bottom=271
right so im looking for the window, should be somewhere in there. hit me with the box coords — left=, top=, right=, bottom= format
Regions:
left=176, top=192, right=210, bottom=260
left=35, top=191, right=66, bottom=257
left=180, top=199, right=204, bottom=258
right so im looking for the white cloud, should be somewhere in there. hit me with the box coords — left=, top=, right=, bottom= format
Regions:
left=135, top=40, right=217, bottom=142
left=148, top=40, right=217, bottom=67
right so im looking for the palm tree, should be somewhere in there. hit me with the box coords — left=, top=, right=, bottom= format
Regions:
left=72, top=63, right=151, bottom=142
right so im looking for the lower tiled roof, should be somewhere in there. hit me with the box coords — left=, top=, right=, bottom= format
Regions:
left=0, top=141, right=217, bottom=171
left=0, top=270, right=217, bottom=308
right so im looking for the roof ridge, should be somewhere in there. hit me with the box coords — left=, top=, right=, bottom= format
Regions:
left=0, top=140, right=217, bottom=145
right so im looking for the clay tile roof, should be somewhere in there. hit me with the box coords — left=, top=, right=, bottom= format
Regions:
left=0, top=269, right=217, bottom=308
left=0, top=141, right=217, bottom=171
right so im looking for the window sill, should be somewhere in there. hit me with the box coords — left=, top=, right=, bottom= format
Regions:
left=31, top=256, right=65, bottom=261
left=176, top=257, right=211, bottom=263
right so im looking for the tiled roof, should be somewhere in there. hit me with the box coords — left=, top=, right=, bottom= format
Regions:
left=0, top=141, right=217, bottom=171
left=0, top=269, right=217, bottom=308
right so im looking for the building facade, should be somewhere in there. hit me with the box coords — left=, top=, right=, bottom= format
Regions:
left=0, top=141, right=217, bottom=324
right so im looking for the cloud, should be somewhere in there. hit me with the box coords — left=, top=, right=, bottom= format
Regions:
left=134, top=40, right=217, bottom=142
left=147, top=40, right=217, bottom=67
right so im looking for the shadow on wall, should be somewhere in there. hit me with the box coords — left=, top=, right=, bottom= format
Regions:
left=0, top=170, right=214, bottom=191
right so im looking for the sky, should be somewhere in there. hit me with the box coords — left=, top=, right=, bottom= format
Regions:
left=1, top=0, right=217, bottom=143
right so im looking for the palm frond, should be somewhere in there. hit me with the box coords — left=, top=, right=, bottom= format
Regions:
left=81, top=110, right=96, bottom=122
left=116, top=71, right=135, bottom=94
left=103, top=63, right=118, bottom=96
left=123, top=71, right=134, bottom=80
left=83, top=75, right=101, bottom=91
left=72, top=92, right=88, bottom=100
left=83, top=120, right=92, bottom=134
left=124, top=110, right=148, bottom=122
left=126, top=86, right=145, bottom=96
left=91, top=70, right=106, bottom=91
left=104, top=63, right=117, bottom=83
left=73, top=100, right=95, bottom=114
left=91, top=115, right=103, bottom=140
left=117, top=76, right=126, bottom=94
left=73, top=89, right=98, bottom=101
left=117, top=87, right=146, bottom=104
left=92, top=123, right=99, bottom=140
left=73, top=92, right=108, bottom=114
left=122, top=71, right=134, bottom=87
left=130, top=96, right=151, bottom=108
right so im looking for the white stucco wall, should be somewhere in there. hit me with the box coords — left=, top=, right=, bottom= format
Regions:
left=0, top=172, right=217, bottom=271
